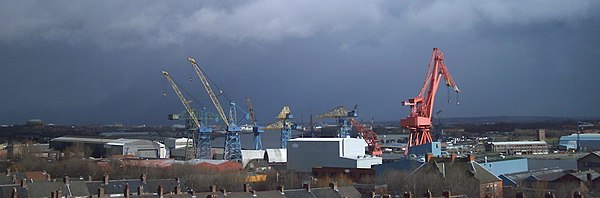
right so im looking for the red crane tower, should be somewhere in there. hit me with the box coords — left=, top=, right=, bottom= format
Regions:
left=400, top=48, right=460, bottom=153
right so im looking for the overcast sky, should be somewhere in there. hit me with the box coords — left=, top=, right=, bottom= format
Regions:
left=1, top=1, right=600, bottom=125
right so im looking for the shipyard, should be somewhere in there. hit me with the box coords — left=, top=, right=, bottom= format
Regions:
left=2, top=1, right=600, bottom=198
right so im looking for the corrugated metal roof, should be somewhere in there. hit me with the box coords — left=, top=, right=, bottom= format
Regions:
left=289, top=138, right=345, bottom=142
left=265, top=149, right=287, bottom=163
left=560, top=133, right=600, bottom=141
left=490, top=141, right=547, bottom=145
left=241, top=150, right=266, bottom=167
left=51, top=136, right=117, bottom=144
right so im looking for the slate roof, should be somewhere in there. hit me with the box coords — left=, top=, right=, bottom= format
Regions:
left=411, top=156, right=501, bottom=187
left=499, top=168, right=564, bottom=187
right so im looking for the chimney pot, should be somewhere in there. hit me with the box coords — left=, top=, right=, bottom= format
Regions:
left=574, top=191, right=583, bottom=198
left=63, top=176, right=70, bottom=184
left=137, top=186, right=144, bottom=195
left=189, top=189, right=195, bottom=196
left=423, top=190, right=432, bottom=198
left=88, top=175, right=92, bottom=182
left=450, top=154, right=457, bottom=162
left=243, top=184, right=250, bottom=192
left=442, top=190, right=451, bottom=198
left=209, top=185, right=217, bottom=193
left=544, top=191, right=555, bottom=198
left=6, top=168, right=11, bottom=176
left=586, top=173, right=592, bottom=182
left=20, top=177, right=27, bottom=187
left=12, top=187, right=17, bottom=198
left=46, top=174, right=52, bottom=181
left=329, top=182, right=338, bottom=191
left=175, top=185, right=181, bottom=194
left=403, top=191, right=412, bottom=198
left=103, top=175, right=109, bottom=185
left=303, top=183, right=311, bottom=192
left=98, top=188, right=105, bottom=197
left=277, top=185, right=285, bottom=194
left=250, top=190, right=257, bottom=196
left=468, top=154, right=476, bottom=162
left=124, top=183, right=130, bottom=198
left=157, top=185, right=164, bottom=196
left=141, top=173, right=147, bottom=183
left=425, top=153, right=433, bottom=162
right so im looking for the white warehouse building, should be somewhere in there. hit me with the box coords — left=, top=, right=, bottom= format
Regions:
left=287, top=138, right=382, bottom=172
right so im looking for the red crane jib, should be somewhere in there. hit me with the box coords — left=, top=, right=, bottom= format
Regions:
left=349, top=118, right=382, bottom=157
left=401, top=48, right=460, bottom=149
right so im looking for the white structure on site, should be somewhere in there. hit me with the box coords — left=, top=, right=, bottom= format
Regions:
left=287, top=138, right=382, bottom=172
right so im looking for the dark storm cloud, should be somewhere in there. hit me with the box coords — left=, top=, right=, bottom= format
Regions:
left=1, top=1, right=599, bottom=125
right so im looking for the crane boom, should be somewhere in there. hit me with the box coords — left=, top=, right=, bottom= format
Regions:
left=246, top=97, right=257, bottom=126
left=187, top=57, right=229, bottom=127
left=401, top=48, right=460, bottom=149
left=162, top=71, right=201, bottom=129
left=349, top=118, right=382, bottom=156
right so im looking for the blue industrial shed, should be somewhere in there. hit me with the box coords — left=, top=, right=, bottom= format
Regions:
left=559, top=134, right=600, bottom=151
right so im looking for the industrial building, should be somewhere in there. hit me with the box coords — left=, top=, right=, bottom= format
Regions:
left=559, top=133, right=600, bottom=151
left=485, top=141, right=548, bottom=155
left=50, top=137, right=167, bottom=159
left=286, top=138, right=382, bottom=172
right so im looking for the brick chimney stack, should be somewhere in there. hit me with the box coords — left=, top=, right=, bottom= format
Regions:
left=137, top=186, right=144, bottom=195
left=20, top=178, right=27, bottom=188
left=277, top=185, right=285, bottom=194
left=6, top=168, right=10, bottom=176
left=450, top=154, right=457, bottom=162
left=209, top=185, right=217, bottom=193
left=63, top=176, right=70, bottom=184
left=403, top=191, right=413, bottom=198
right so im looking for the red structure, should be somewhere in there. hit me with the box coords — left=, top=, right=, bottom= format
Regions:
left=349, top=118, right=382, bottom=156
left=400, top=48, right=460, bottom=153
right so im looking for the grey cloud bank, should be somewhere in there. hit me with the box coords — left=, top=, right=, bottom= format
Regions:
left=1, top=1, right=599, bottom=125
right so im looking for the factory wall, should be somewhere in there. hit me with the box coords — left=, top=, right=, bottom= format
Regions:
left=287, top=138, right=382, bottom=172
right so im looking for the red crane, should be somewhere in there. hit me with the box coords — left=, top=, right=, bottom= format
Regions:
left=349, top=118, right=382, bottom=156
left=400, top=48, right=460, bottom=153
